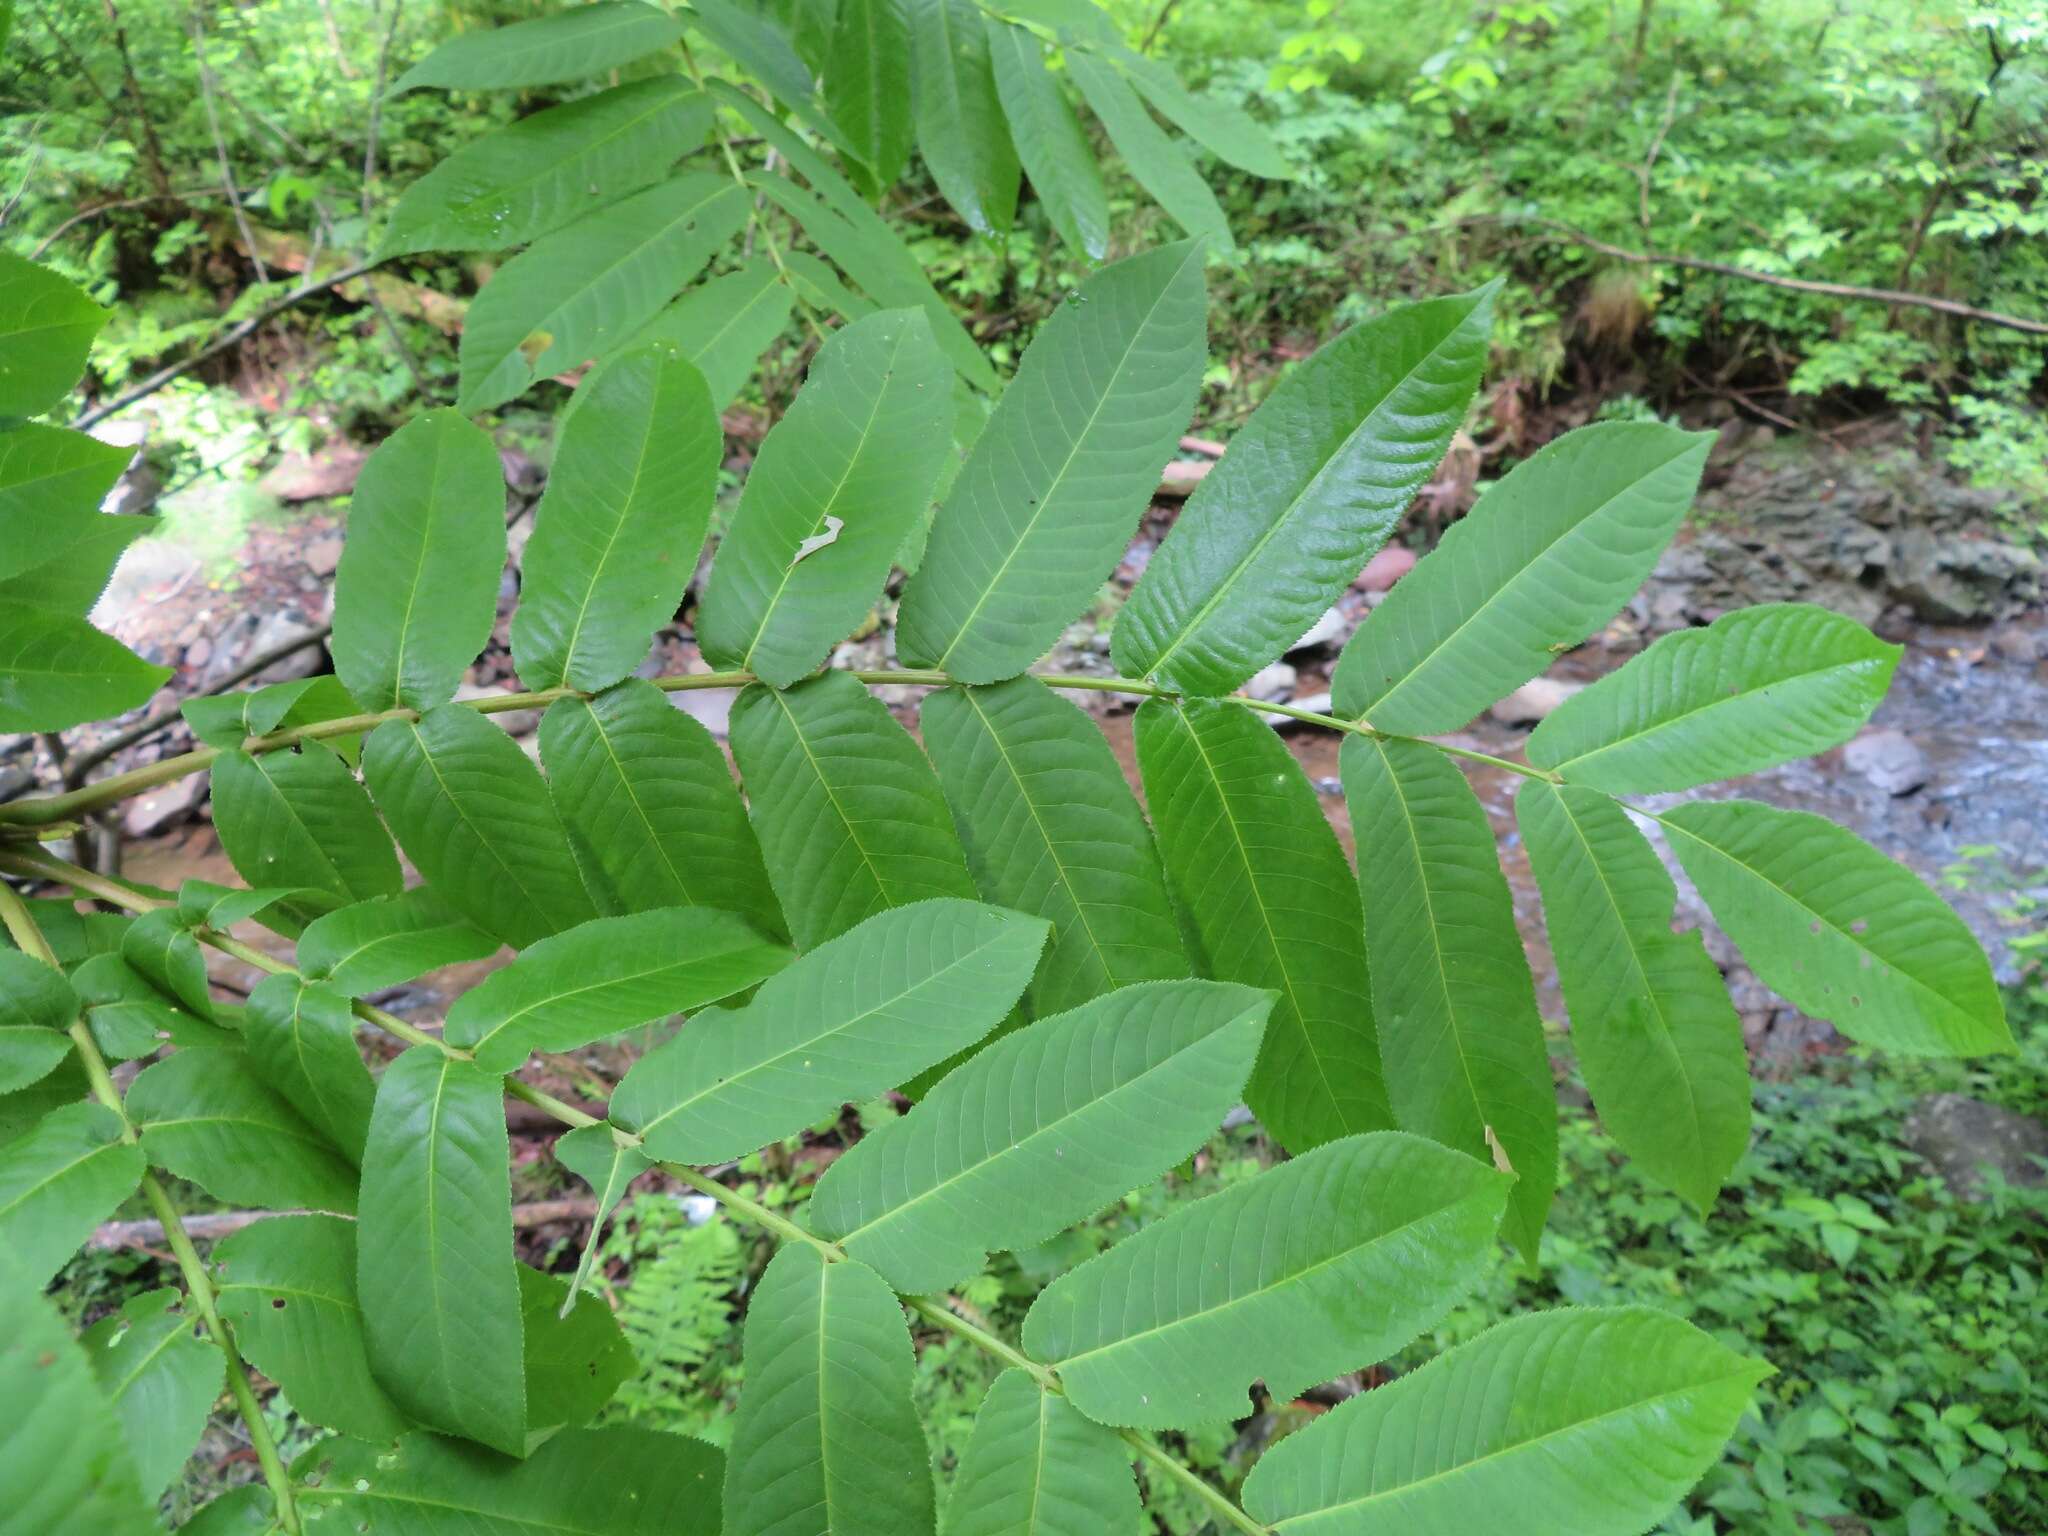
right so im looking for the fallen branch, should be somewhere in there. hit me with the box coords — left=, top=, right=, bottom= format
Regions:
left=89, top=1196, right=599, bottom=1251
left=1527, top=219, right=2048, bottom=336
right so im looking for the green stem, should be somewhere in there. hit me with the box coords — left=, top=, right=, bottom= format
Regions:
left=0, top=883, right=303, bottom=1534
left=1123, top=1427, right=1271, bottom=1536
left=0, top=668, right=1552, bottom=830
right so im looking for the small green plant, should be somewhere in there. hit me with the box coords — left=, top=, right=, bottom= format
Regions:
left=0, top=5, right=2023, bottom=1535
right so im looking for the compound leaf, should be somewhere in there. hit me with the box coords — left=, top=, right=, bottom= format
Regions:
left=458, top=174, right=747, bottom=413
left=365, top=705, right=599, bottom=949
left=214, top=1213, right=410, bottom=1442
left=298, top=889, right=500, bottom=998
left=1527, top=603, right=1901, bottom=793
left=810, top=979, right=1268, bottom=1294
left=358, top=1047, right=526, bottom=1455
left=897, top=243, right=1205, bottom=682
left=1341, top=735, right=1556, bottom=1260
left=1334, top=423, right=1712, bottom=734
left=379, top=81, right=708, bottom=256
left=923, top=678, right=1187, bottom=1017
left=0, top=1100, right=145, bottom=1287
left=394, top=3, right=684, bottom=94
left=1659, top=799, right=2010, bottom=1056
left=445, top=907, right=789, bottom=1073
left=1241, top=1308, right=1769, bottom=1536
left=332, top=408, right=506, bottom=714
left=1517, top=783, right=1749, bottom=1211
left=609, top=898, right=1047, bottom=1163
left=728, top=672, right=977, bottom=950
left=210, top=746, right=403, bottom=910
left=512, top=346, right=721, bottom=693
left=723, top=1245, right=933, bottom=1536
left=1025, top=1133, right=1509, bottom=1429
left=541, top=683, right=785, bottom=937
left=1136, top=698, right=1394, bottom=1150
left=698, top=309, right=952, bottom=686
left=944, top=1369, right=1138, bottom=1536
left=126, top=1047, right=357, bottom=1213
left=1116, top=289, right=1494, bottom=695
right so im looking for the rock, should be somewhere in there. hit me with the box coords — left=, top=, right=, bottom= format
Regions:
left=123, top=775, right=208, bottom=838
left=1156, top=460, right=1213, bottom=498
left=455, top=683, right=540, bottom=738
left=0, top=765, right=34, bottom=803
left=1990, top=625, right=2041, bottom=665
left=1246, top=661, right=1297, bottom=702
left=184, top=636, right=213, bottom=669
left=1902, top=1093, right=2048, bottom=1202
left=304, top=537, right=343, bottom=577
left=1289, top=606, right=1351, bottom=652
left=91, top=537, right=203, bottom=627
left=199, top=609, right=327, bottom=691
left=1843, top=728, right=1927, bottom=796
left=1488, top=678, right=1584, bottom=726
left=1356, top=546, right=1417, bottom=592
left=260, top=446, right=366, bottom=502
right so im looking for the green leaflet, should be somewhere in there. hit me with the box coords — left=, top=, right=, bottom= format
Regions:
left=518, top=1266, right=636, bottom=1433
left=177, top=878, right=296, bottom=935
left=1067, top=51, right=1227, bottom=247
left=687, top=0, right=858, bottom=162
left=120, top=907, right=213, bottom=1018
left=825, top=0, right=914, bottom=188
left=379, top=80, right=710, bottom=257
left=1115, top=288, right=1495, bottom=695
left=1241, top=1307, right=1770, bottom=1535
left=359, top=1047, right=526, bottom=1455
left=126, top=1048, right=358, bottom=1213
left=0, top=1101, right=145, bottom=1287
left=907, top=0, right=1019, bottom=236
left=297, top=888, right=500, bottom=997
left=609, top=898, right=1048, bottom=1163
left=713, top=83, right=996, bottom=391
left=0, top=506, right=151, bottom=615
left=724, top=1246, right=934, bottom=1536
left=244, top=973, right=375, bottom=1161
left=81, top=1288, right=223, bottom=1500
left=512, top=346, right=721, bottom=692
left=0, top=250, right=108, bottom=416
left=0, top=1055, right=88, bottom=1150
left=0, top=424, right=134, bottom=581
left=303, top=1427, right=724, bottom=1536
left=897, top=242, right=1206, bottom=682
left=0, top=948, right=76, bottom=1094
left=552, top=1123, right=652, bottom=1309
left=0, top=1259, right=156, bottom=1536
left=1528, top=603, right=1902, bottom=792
left=183, top=676, right=366, bottom=758
left=728, top=672, right=978, bottom=950
left=210, top=746, right=403, bottom=910
left=214, top=1213, right=410, bottom=1442
left=72, top=953, right=226, bottom=1057
left=698, top=310, right=952, bottom=686
left=457, top=174, right=747, bottom=413
left=540, top=684, right=785, bottom=938
left=1025, top=1133, right=1509, bottom=1429
left=331, top=409, right=507, bottom=714
left=1517, top=783, right=1750, bottom=1211
left=394, top=2, right=684, bottom=93
left=945, top=1369, right=1139, bottom=1536
left=1109, top=47, right=1291, bottom=179
left=1659, top=799, right=2012, bottom=1056
left=923, top=678, right=1188, bottom=1018
left=176, top=1486, right=274, bottom=1535
left=0, top=604, right=169, bottom=733
left=1136, top=698, right=1394, bottom=1150
left=1334, top=422, right=1713, bottom=733
left=444, top=907, right=790, bottom=1073
left=364, top=706, right=600, bottom=949
left=625, top=264, right=793, bottom=409
left=809, top=979, right=1269, bottom=1295
left=1340, top=735, right=1556, bottom=1261
left=985, top=20, right=1108, bottom=258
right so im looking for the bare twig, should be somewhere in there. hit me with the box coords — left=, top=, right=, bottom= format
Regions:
left=31, top=189, right=229, bottom=259
left=1526, top=219, right=2048, bottom=336
left=100, top=0, right=175, bottom=199
left=361, top=0, right=406, bottom=224
left=74, top=260, right=377, bottom=430
left=190, top=6, right=269, bottom=285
